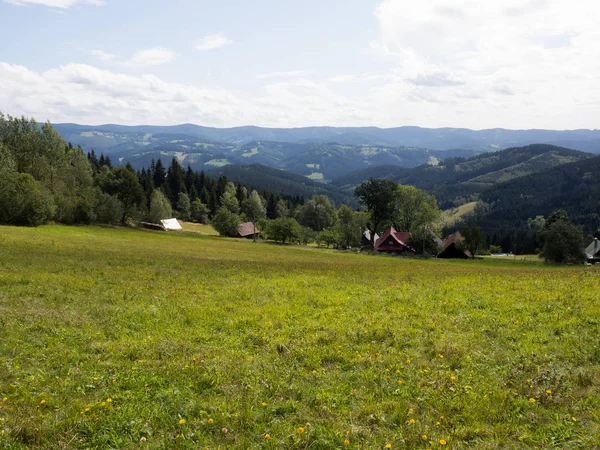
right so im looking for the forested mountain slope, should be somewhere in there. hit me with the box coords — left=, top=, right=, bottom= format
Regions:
left=476, top=155, right=600, bottom=233
left=333, top=144, right=592, bottom=208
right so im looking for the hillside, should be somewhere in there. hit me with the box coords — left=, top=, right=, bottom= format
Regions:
left=333, top=144, right=593, bottom=208
left=54, top=123, right=600, bottom=153
left=206, top=164, right=357, bottom=206
left=97, top=137, right=478, bottom=182
left=476, top=155, right=600, bottom=233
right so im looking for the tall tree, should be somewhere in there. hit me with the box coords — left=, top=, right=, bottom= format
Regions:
left=354, top=178, right=398, bottom=249
left=461, top=224, right=484, bottom=259
left=540, top=210, right=585, bottom=263
left=394, top=185, right=441, bottom=232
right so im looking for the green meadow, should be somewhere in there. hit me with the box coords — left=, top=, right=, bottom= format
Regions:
left=0, top=225, right=599, bottom=449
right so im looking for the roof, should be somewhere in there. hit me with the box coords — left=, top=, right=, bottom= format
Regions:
left=375, top=227, right=412, bottom=251
left=442, top=231, right=464, bottom=250
left=363, top=230, right=380, bottom=242
left=160, top=218, right=182, bottom=230
left=238, top=222, right=260, bottom=237
left=585, top=239, right=600, bottom=259
left=440, top=231, right=471, bottom=258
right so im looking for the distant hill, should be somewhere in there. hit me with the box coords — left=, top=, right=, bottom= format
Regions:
left=476, top=155, right=600, bottom=233
left=333, top=144, right=593, bottom=208
left=54, top=123, right=600, bottom=153
left=205, top=164, right=357, bottom=207
left=91, top=135, right=479, bottom=182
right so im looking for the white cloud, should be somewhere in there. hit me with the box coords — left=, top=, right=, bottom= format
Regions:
left=4, top=0, right=103, bottom=8
left=256, top=71, right=307, bottom=79
left=367, top=0, right=600, bottom=128
left=0, top=62, right=249, bottom=126
left=195, top=33, right=233, bottom=51
left=122, top=48, right=176, bottom=68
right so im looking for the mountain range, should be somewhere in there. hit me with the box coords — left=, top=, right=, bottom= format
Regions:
left=52, top=122, right=600, bottom=233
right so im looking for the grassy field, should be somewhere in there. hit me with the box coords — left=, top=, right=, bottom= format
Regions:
left=0, top=225, right=599, bottom=449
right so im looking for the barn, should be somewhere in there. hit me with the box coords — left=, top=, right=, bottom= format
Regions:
left=374, top=227, right=413, bottom=253
left=237, top=222, right=260, bottom=240
left=438, top=231, right=471, bottom=259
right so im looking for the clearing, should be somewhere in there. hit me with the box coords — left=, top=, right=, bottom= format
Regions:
left=0, top=225, right=598, bottom=448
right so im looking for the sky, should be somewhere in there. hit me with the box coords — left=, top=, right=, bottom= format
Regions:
left=0, top=0, right=599, bottom=129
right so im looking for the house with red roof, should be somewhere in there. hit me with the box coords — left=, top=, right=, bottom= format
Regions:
left=374, top=227, right=414, bottom=253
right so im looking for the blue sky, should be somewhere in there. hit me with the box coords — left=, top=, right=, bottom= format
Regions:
left=1, top=0, right=599, bottom=129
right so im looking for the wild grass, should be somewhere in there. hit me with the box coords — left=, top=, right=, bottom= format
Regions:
left=0, top=225, right=599, bottom=448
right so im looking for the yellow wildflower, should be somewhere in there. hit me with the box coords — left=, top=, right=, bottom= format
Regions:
left=2, top=398, right=7, bottom=402
left=529, top=398, right=535, bottom=403
left=179, top=419, right=185, bottom=425
left=546, top=390, right=552, bottom=395
left=101, top=402, right=106, bottom=407
left=572, top=417, right=577, bottom=422
left=265, top=434, right=271, bottom=440
left=85, top=407, right=90, bottom=412
left=450, top=376, right=456, bottom=380
left=440, top=439, right=447, bottom=445
left=385, top=444, right=392, bottom=449
left=422, top=435, right=427, bottom=440
left=344, top=439, right=350, bottom=445
left=208, top=418, right=214, bottom=424
left=262, top=402, right=267, bottom=407
left=409, top=408, right=414, bottom=413
left=297, top=427, right=305, bottom=434
left=106, top=398, right=112, bottom=403
left=409, top=418, right=415, bottom=424
left=40, top=399, right=46, bottom=405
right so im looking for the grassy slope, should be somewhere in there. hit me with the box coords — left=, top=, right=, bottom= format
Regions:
left=0, top=226, right=599, bottom=449
left=440, top=202, right=479, bottom=228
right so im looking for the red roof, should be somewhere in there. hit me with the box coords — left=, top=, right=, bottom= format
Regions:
left=374, top=227, right=412, bottom=252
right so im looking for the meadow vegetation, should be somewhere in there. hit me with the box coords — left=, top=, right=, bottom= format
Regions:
left=0, top=225, right=599, bottom=448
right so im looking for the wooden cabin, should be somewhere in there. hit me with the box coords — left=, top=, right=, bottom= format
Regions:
left=237, top=222, right=260, bottom=240
left=438, top=231, right=471, bottom=259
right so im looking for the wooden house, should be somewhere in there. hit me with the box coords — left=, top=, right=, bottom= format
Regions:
left=237, top=222, right=260, bottom=240
left=374, top=227, right=413, bottom=253
left=438, top=231, right=471, bottom=259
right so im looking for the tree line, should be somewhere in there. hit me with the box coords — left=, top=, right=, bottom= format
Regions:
left=0, top=114, right=302, bottom=227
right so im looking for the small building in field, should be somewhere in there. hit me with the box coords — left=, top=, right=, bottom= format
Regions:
left=237, top=222, right=260, bottom=239
left=140, top=218, right=182, bottom=231
left=585, top=238, right=600, bottom=264
left=161, top=218, right=182, bottom=231
left=438, top=231, right=471, bottom=259
left=374, top=227, right=413, bottom=253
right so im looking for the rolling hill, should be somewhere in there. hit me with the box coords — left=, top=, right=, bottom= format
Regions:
left=54, top=123, right=600, bottom=153
left=205, top=164, right=357, bottom=206
left=333, top=144, right=593, bottom=208
left=476, top=155, right=600, bottom=233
